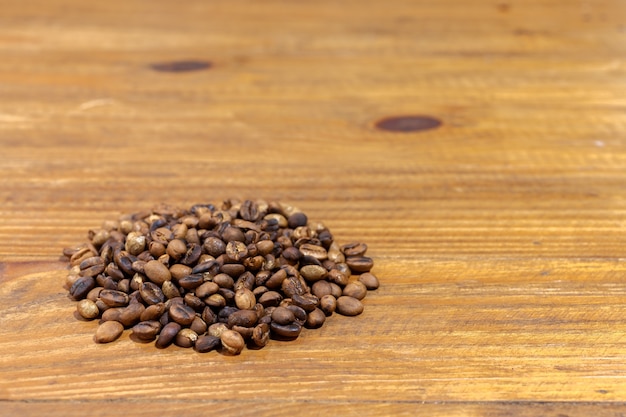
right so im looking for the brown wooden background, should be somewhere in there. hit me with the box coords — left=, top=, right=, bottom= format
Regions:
left=2, top=0, right=626, bottom=415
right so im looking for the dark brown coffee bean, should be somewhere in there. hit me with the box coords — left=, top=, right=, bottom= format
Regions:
left=79, top=256, right=105, bottom=277
left=180, top=243, right=202, bottom=266
left=319, top=294, right=336, bottom=316
left=343, top=281, right=368, bottom=300
left=194, top=335, right=221, bottom=353
left=184, top=293, right=205, bottom=311
left=221, top=225, right=245, bottom=243
left=77, top=299, right=100, bottom=320
left=239, top=200, right=260, bottom=221
left=225, top=240, right=248, bottom=262
left=155, top=322, right=181, bottom=349
left=99, top=289, right=130, bottom=307
left=265, top=269, right=286, bottom=289
left=144, top=260, right=171, bottom=285
left=336, top=296, right=364, bottom=316
left=258, top=290, right=282, bottom=307
left=291, top=293, right=319, bottom=312
left=281, top=276, right=305, bottom=298
left=270, top=321, right=302, bottom=339
left=305, top=308, right=326, bottom=328
left=94, top=321, right=124, bottom=343
left=226, top=310, right=257, bottom=328
left=287, top=212, right=307, bottom=228
left=358, top=272, right=380, bottom=290
left=345, top=256, right=374, bottom=273
left=70, top=276, right=96, bottom=300
left=271, top=306, right=295, bottom=325
left=175, top=328, right=198, bottom=348
left=341, top=242, right=368, bottom=257
left=202, top=306, right=217, bottom=326
left=140, top=303, right=165, bottom=321
left=178, top=274, right=204, bottom=290
left=220, top=329, right=245, bottom=355
left=139, top=282, right=165, bottom=305
left=286, top=305, right=307, bottom=325
left=328, top=268, right=349, bottom=286
left=132, top=320, right=162, bottom=342
left=168, top=303, right=196, bottom=326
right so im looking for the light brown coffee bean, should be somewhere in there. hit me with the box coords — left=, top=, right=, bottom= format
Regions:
left=169, top=264, right=193, bottom=280
left=311, top=280, right=332, bottom=298
left=271, top=306, right=295, bottom=325
left=298, top=243, right=327, bottom=260
left=168, top=303, right=196, bottom=326
left=77, top=299, right=100, bottom=320
left=94, top=321, right=124, bottom=343
left=305, top=308, right=326, bottom=328
left=140, top=303, right=165, bottom=322
left=144, top=260, right=171, bottom=285
left=251, top=323, right=270, bottom=348
left=195, top=281, right=219, bottom=298
left=342, top=281, right=368, bottom=300
left=175, top=328, right=198, bottom=348
left=99, top=289, right=130, bottom=307
left=234, top=288, right=256, bottom=310
left=319, top=294, right=336, bottom=316
left=341, top=242, right=368, bottom=257
left=336, top=296, right=364, bottom=316
left=258, top=290, right=282, bottom=307
left=220, top=330, right=245, bottom=355
left=345, top=256, right=374, bottom=273
left=299, top=264, right=327, bottom=282
left=358, top=272, right=380, bottom=290
left=208, top=322, right=229, bottom=338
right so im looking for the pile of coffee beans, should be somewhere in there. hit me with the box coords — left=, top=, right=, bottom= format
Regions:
left=62, top=200, right=379, bottom=354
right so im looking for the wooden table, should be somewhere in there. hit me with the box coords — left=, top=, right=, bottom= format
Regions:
left=2, top=0, right=626, bottom=415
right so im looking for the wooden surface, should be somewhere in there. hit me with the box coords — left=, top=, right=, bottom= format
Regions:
left=2, top=0, right=626, bottom=415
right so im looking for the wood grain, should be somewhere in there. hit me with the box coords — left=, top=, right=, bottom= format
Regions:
left=2, top=0, right=626, bottom=415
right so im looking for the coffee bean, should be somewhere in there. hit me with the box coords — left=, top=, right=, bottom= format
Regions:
left=234, top=288, right=256, bottom=310
left=358, top=272, right=380, bottom=290
left=319, top=294, right=336, bottom=316
left=336, top=296, right=364, bottom=316
left=139, top=282, right=165, bottom=305
left=94, top=321, right=124, bottom=343
left=178, top=274, right=204, bottom=290
left=170, top=264, right=193, bottom=280
left=155, top=322, right=181, bottom=348
left=265, top=269, right=287, bottom=289
left=195, top=281, right=219, bottom=298
left=132, top=320, right=162, bottom=342
left=140, top=303, right=165, bottom=321
left=195, top=335, right=221, bottom=353
left=286, top=305, right=307, bottom=325
left=168, top=303, right=196, bottom=326
left=251, top=323, right=270, bottom=347
left=305, top=308, right=326, bottom=328
left=125, top=232, right=146, bottom=256
left=69, top=276, right=96, bottom=300
left=271, top=306, right=295, bottom=325
left=291, top=293, right=319, bottom=312
left=79, top=256, right=105, bottom=277
left=299, top=243, right=327, bottom=260
left=328, top=268, right=349, bottom=286
left=144, top=260, right=171, bottom=285
left=118, top=302, right=145, bottom=327
left=258, top=290, right=282, bottom=307
left=270, top=322, right=302, bottom=339
left=175, top=328, right=198, bottom=348
left=220, top=329, right=245, bottom=355
left=77, top=299, right=100, bottom=320
left=162, top=280, right=181, bottom=299
left=343, top=281, right=368, bottom=300
left=345, top=256, right=374, bottom=273
left=99, top=289, right=130, bottom=307
left=341, top=242, right=368, bottom=257
left=287, top=212, right=307, bottom=229
left=311, top=280, right=332, bottom=298
left=239, top=200, right=260, bottom=222
left=299, top=264, right=327, bottom=282
left=190, top=316, right=208, bottom=335
left=203, top=236, right=226, bottom=257
left=166, top=239, right=187, bottom=260
left=208, top=322, right=229, bottom=338
left=184, top=293, right=205, bottom=311
left=226, top=241, right=248, bottom=262
left=220, top=263, right=246, bottom=277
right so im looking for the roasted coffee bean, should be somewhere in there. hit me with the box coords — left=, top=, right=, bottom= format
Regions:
left=341, top=242, right=368, bottom=257
left=86, top=287, right=103, bottom=302
left=271, top=306, right=295, bottom=325
left=270, top=322, right=302, bottom=339
left=287, top=212, right=307, bottom=229
left=166, top=239, right=187, bottom=260
left=205, top=293, right=226, bottom=309
left=258, top=290, right=282, bottom=307
left=175, top=328, right=198, bottom=348
left=224, top=309, right=256, bottom=328
left=162, top=280, right=181, bottom=299
left=70, top=276, right=96, bottom=300
left=195, top=335, right=221, bottom=353
left=281, top=276, right=305, bottom=298
left=319, top=294, right=336, bottom=316
left=144, top=260, right=171, bottom=285
left=328, top=268, right=349, bottom=286
left=218, top=288, right=235, bottom=303
left=329, top=282, right=343, bottom=298
left=155, top=322, right=181, bottom=349
left=286, top=305, right=307, bottom=325
left=305, top=308, right=326, bottom=328
left=255, top=240, right=275, bottom=256
left=234, top=288, right=256, bottom=310
left=226, top=241, right=248, bottom=262
left=118, top=302, right=145, bottom=327
left=217, top=305, right=239, bottom=323
left=235, top=271, right=256, bottom=291
left=178, top=274, right=204, bottom=290
left=140, top=303, right=165, bottom=321
left=251, top=323, right=270, bottom=348
left=265, top=269, right=287, bottom=289
left=300, top=264, right=327, bottom=282
left=221, top=225, right=245, bottom=243
left=125, top=232, right=146, bottom=256
left=343, top=281, right=368, bottom=300
left=203, top=236, right=226, bottom=257
left=169, top=264, right=193, bottom=281
left=239, top=200, right=260, bottom=222
left=291, top=293, right=319, bottom=312
left=140, top=282, right=165, bottom=305
left=213, top=273, right=234, bottom=289
left=180, top=243, right=202, bottom=265
left=220, top=330, right=245, bottom=355
left=117, top=279, right=130, bottom=294
left=336, top=296, right=364, bottom=316
left=99, top=289, right=130, bottom=307
left=77, top=299, right=100, bottom=320
left=208, top=322, right=229, bottom=338
left=190, top=316, right=208, bottom=335
left=358, top=272, right=380, bottom=290
left=220, top=263, right=246, bottom=277
left=345, top=256, right=374, bottom=273
left=311, top=280, right=332, bottom=298
left=79, top=256, right=106, bottom=277
left=94, top=321, right=124, bottom=343
left=169, top=303, right=196, bottom=326
left=202, top=306, right=217, bottom=326
left=101, top=306, right=123, bottom=322
left=195, top=281, right=219, bottom=298
left=132, top=320, right=162, bottom=342
left=298, top=243, right=327, bottom=260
